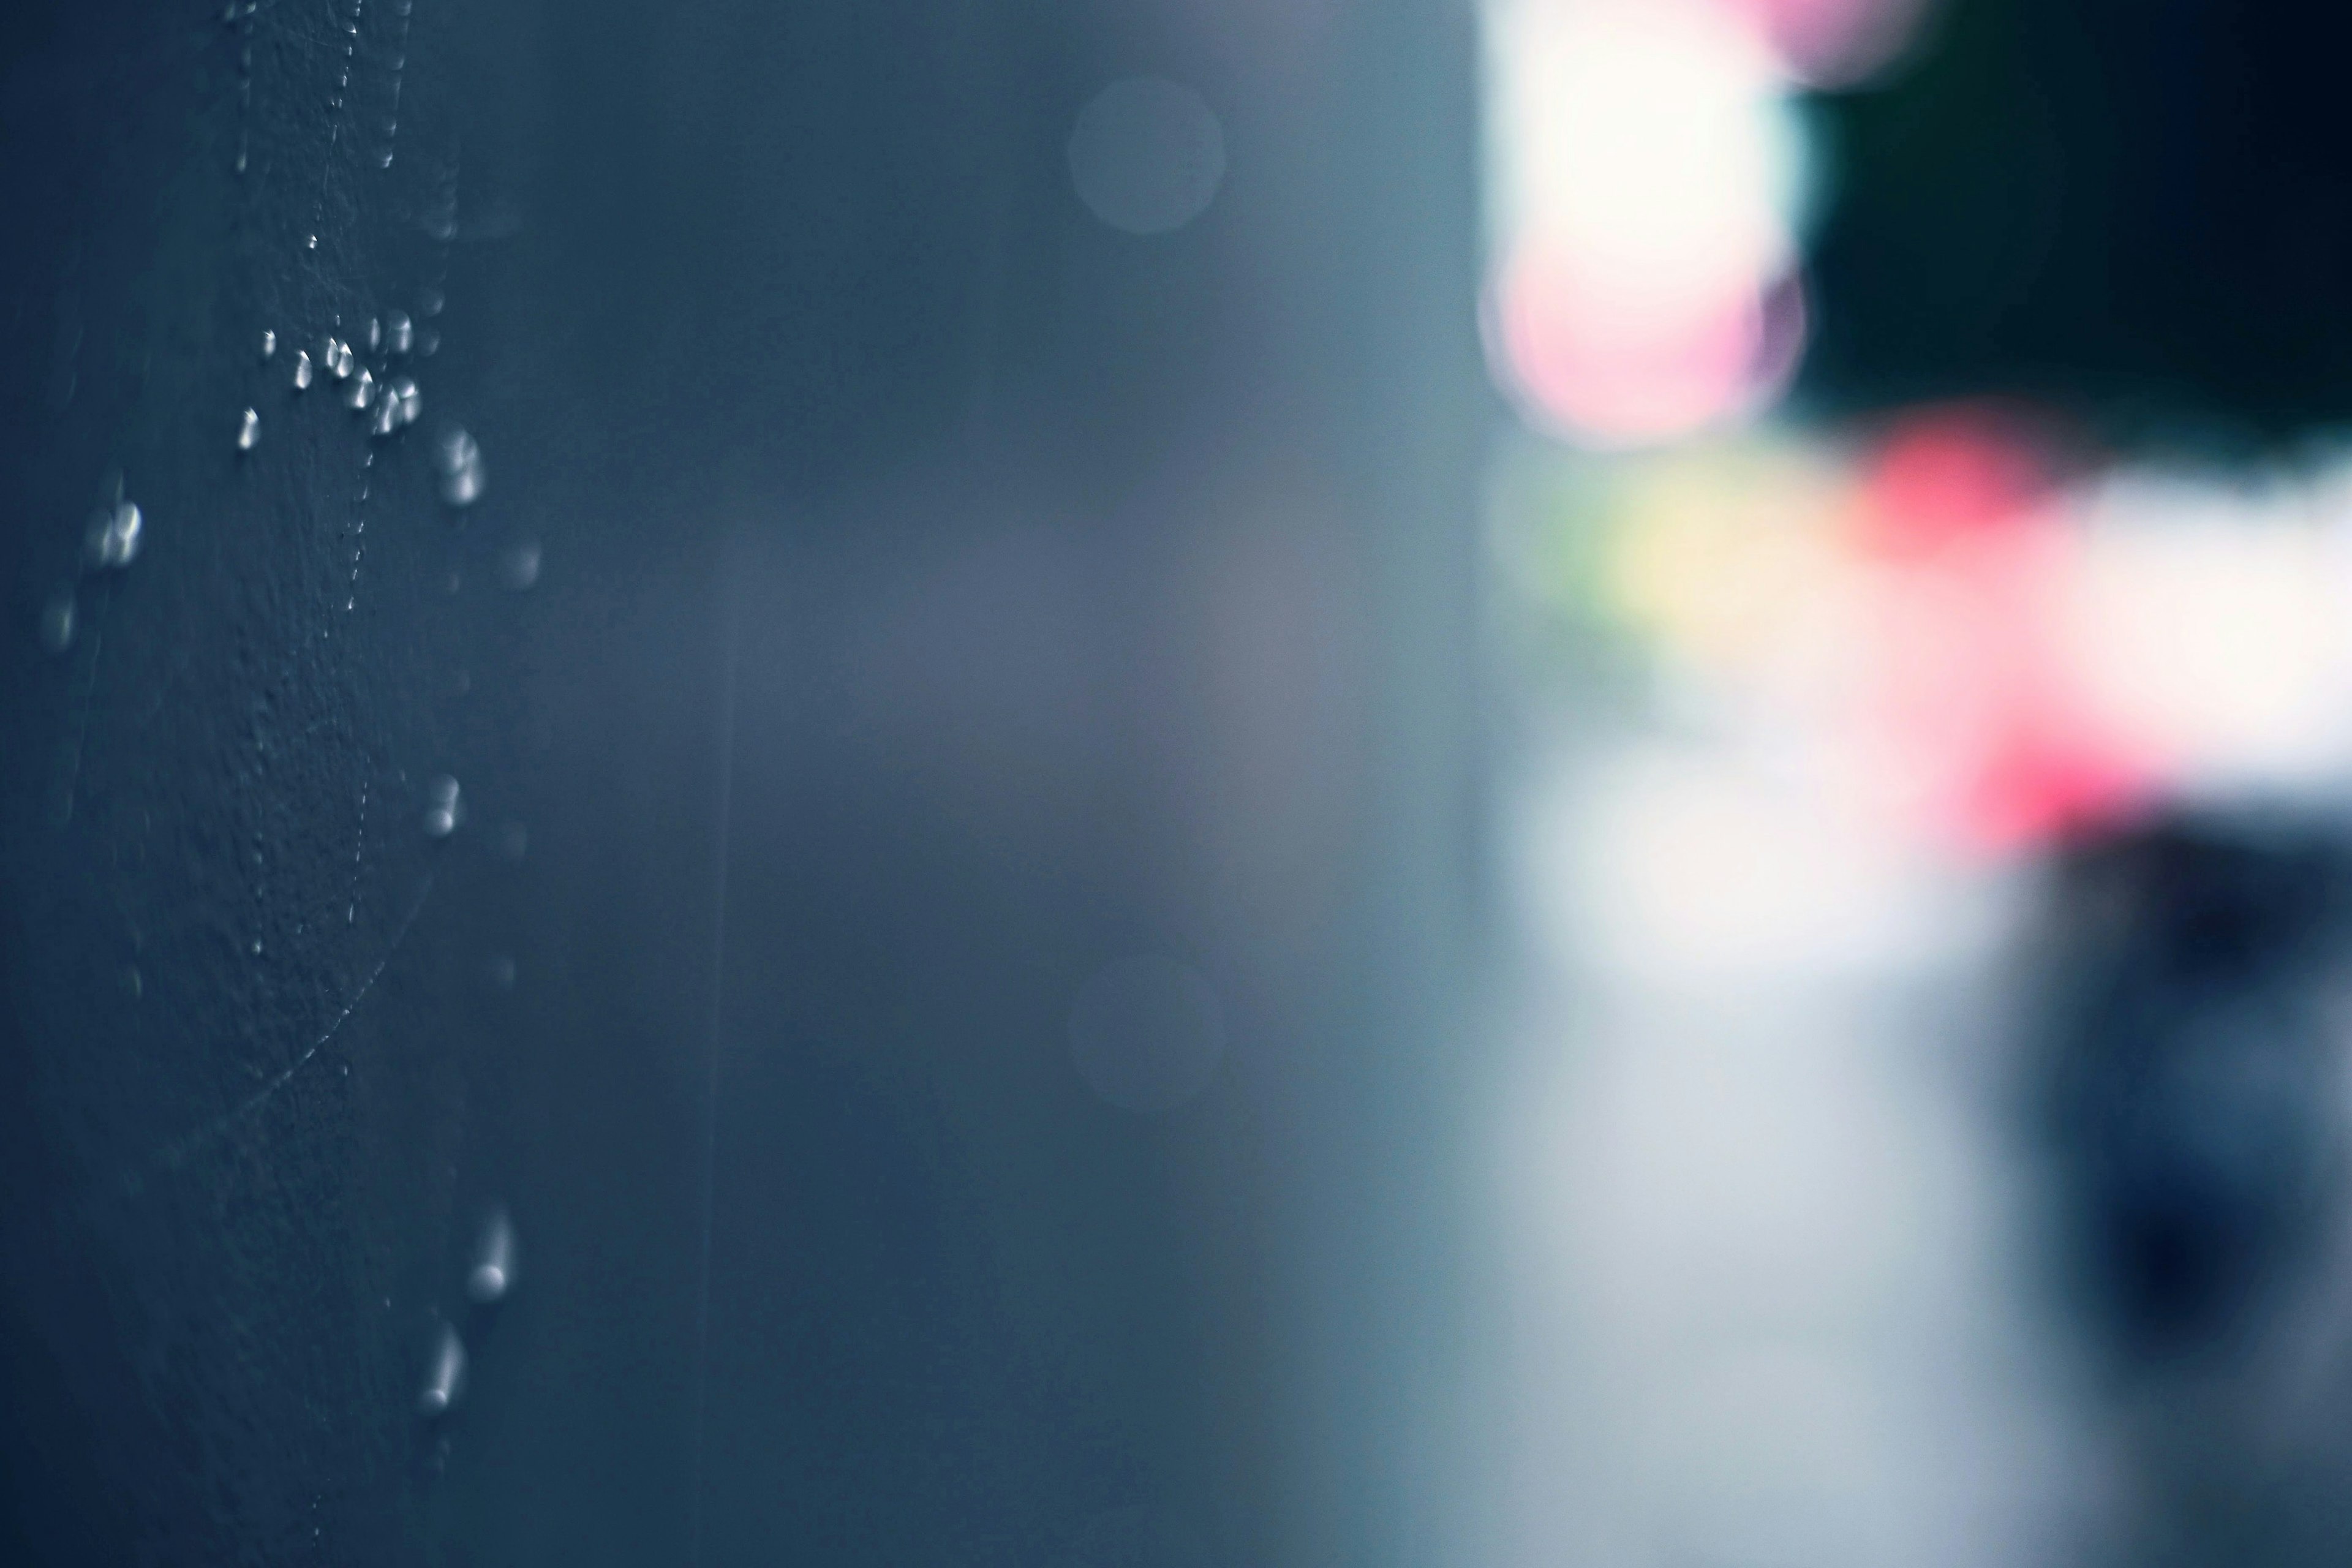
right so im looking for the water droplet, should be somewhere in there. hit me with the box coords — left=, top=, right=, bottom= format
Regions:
left=292, top=349, right=314, bottom=390
left=420, top=287, right=444, bottom=318
left=344, top=367, right=374, bottom=412
left=322, top=337, right=353, bottom=379
left=39, top=592, right=74, bottom=653
left=386, top=375, right=421, bottom=428
left=235, top=407, right=260, bottom=451
left=386, top=311, right=413, bottom=355
left=467, top=1207, right=515, bottom=1304
left=250, top=939, right=263, bottom=956
left=260, top=329, right=276, bottom=361
left=369, top=393, right=396, bottom=437
left=500, top=540, right=541, bottom=590
left=84, top=500, right=143, bottom=570
left=417, top=1324, right=466, bottom=1417
left=418, top=326, right=440, bottom=357
left=306, top=234, right=318, bottom=250
left=366, top=317, right=381, bottom=352
left=234, top=141, right=247, bottom=176
left=436, top=428, right=484, bottom=507
left=422, top=775, right=462, bottom=838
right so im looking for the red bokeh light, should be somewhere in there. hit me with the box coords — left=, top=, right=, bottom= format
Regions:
left=1853, top=409, right=2153, bottom=853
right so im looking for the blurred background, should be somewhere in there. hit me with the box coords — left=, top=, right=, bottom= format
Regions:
left=1480, top=3, right=2352, bottom=1566
left=9, top=1, right=2352, bottom=1565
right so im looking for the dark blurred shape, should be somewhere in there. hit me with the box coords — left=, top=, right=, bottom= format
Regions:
left=2029, top=812, right=2352, bottom=1359
left=1806, top=0, right=2352, bottom=440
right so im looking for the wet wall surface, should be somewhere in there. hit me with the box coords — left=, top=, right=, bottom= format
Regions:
left=0, top=2, right=1483, bottom=1564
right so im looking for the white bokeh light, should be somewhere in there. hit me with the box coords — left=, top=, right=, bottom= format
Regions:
left=1483, top=0, right=1817, bottom=446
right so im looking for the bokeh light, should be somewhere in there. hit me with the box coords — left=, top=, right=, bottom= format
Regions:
left=1068, top=78, right=1228, bottom=236
left=1483, top=0, right=1813, bottom=446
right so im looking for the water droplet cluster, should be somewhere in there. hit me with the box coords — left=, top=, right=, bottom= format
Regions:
left=85, top=499, right=142, bottom=570
left=423, top=775, right=462, bottom=839
left=437, top=427, right=484, bottom=507
left=417, top=1207, right=519, bottom=1420
left=369, top=374, right=421, bottom=436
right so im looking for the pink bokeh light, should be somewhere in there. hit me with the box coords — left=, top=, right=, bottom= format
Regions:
left=1488, top=242, right=1805, bottom=448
